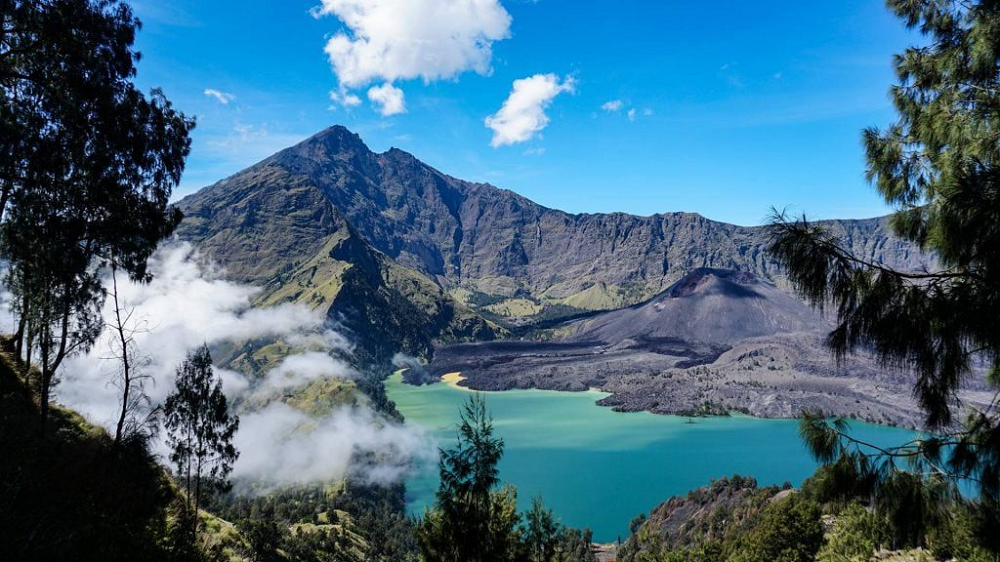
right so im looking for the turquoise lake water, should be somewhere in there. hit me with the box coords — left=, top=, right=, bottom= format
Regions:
left=386, top=373, right=920, bottom=543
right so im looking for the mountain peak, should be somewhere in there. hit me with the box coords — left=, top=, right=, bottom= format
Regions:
left=664, top=268, right=759, bottom=299
left=287, top=125, right=370, bottom=157
left=311, top=124, right=362, bottom=142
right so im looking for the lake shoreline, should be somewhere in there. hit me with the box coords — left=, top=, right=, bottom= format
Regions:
left=421, top=338, right=996, bottom=431
left=386, top=371, right=921, bottom=542
left=396, top=370, right=920, bottom=432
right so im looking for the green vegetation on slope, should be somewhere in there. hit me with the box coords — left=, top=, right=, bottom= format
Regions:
left=553, top=282, right=635, bottom=312
left=0, top=339, right=189, bottom=562
left=206, top=481, right=416, bottom=562
left=290, top=222, right=501, bottom=365
left=618, top=471, right=999, bottom=562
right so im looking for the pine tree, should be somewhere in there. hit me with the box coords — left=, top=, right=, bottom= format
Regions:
left=416, top=393, right=522, bottom=562
left=163, top=345, right=239, bottom=540
left=525, top=496, right=560, bottom=562
left=769, top=0, right=1000, bottom=550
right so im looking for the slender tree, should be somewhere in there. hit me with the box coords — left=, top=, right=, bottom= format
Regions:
left=768, top=0, right=1000, bottom=550
left=107, top=266, right=155, bottom=446
left=163, top=345, right=239, bottom=540
left=416, top=393, right=521, bottom=562
left=0, top=0, right=192, bottom=429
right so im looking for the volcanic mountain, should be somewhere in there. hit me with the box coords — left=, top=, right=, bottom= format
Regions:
left=177, top=125, right=928, bottom=347
left=177, top=169, right=501, bottom=365
left=429, top=266, right=832, bottom=399
left=425, top=266, right=937, bottom=426
left=173, top=125, right=979, bottom=425
left=569, top=268, right=825, bottom=346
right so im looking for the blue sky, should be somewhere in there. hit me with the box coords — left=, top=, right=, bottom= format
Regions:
left=130, top=1, right=916, bottom=226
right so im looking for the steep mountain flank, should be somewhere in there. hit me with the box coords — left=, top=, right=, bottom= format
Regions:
left=178, top=126, right=929, bottom=327
left=317, top=225, right=501, bottom=364
left=177, top=165, right=499, bottom=365
left=178, top=163, right=341, bottom=284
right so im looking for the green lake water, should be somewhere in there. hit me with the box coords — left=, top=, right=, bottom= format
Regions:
left=386, top=373, right=920, bottom=543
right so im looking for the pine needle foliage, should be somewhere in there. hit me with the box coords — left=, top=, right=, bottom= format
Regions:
left=769, top=0, right=1000, bottom=551
left=416, top=393, right=519, bottom=562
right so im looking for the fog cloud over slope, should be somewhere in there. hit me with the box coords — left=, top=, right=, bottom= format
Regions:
left=235, top=402, right=435, bottom=487
left=56, top=242, right=434, bottom=489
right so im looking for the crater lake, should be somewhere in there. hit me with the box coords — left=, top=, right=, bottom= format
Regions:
left=386, top=372, right=922, bottom=542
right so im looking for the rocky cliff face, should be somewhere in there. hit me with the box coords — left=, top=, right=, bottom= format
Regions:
left=180, top=126, right=928, bottom=326
left=177, top=153, right=501, bottom=365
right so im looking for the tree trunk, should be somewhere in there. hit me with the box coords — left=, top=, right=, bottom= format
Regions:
left=14, top=312, right=24, bottom=363
left=38, top=330, right=50, bottom=434
left=185, top=425, right=194, bottom=541
left=24, top=324, right=32, bottom=379
left=111, top=267, right=131, bottom=447
left=193, top=454, right=203, bottom=544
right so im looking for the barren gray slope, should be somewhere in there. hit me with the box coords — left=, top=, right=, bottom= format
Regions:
left=569, top=268, right=826, bottom=346
left=429, top=269, right=991, bottom=428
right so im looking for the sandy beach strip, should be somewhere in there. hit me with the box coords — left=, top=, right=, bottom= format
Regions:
left=441, top=372, right=470, bottom=390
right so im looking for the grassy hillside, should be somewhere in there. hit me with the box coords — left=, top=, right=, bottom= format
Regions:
left=255, top=220, right=503, bottom=365
left=0, top=338, right=191, bottom=561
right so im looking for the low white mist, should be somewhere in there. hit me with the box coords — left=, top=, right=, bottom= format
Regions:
left=52, top=242, right=435, bottom=491
left=235, top=402, right=435, bottom=488
left=263, top=351, right=356, bottom=391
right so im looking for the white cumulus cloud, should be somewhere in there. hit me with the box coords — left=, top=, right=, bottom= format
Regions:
left=204, top=88, right=235, bottom=105
left=367, top=83, right=406, bottom=116
left=329, top=89, right=362, bottom=109
left=601, top=99, right=623, bottom=112
left=313, top=0, right=511, bottom=88
left=485, top=73, right=575, bottom=147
